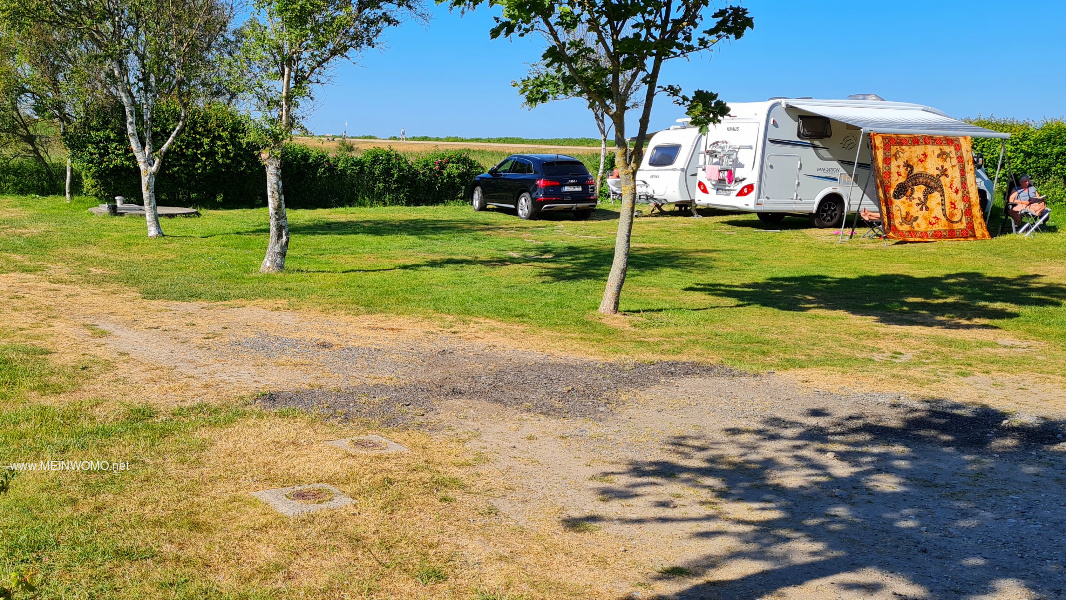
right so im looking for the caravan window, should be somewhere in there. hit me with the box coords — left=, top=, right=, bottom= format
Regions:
left=798, top=116, right=832, bottom=140
left=647, top=144, right=682, bottom=166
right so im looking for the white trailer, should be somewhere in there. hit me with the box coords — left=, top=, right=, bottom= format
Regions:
left=635, top=97, right=1009, bottom=228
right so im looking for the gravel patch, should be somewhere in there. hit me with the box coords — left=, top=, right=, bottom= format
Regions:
left=252, top=337, right=742, bottom=426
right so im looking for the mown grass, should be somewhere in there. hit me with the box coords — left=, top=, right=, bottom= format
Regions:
left=1, top=194, right=1064, bottom=388
left=0, top=339, right=595, bottom=599
left=2, top=194, right=1065, bottom=598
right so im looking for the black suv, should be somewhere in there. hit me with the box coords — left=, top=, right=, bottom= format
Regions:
left=471, top=154, right=598, bottom=220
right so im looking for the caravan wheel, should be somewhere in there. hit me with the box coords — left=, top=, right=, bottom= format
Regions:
left=810, top=196, right=844, bottom=229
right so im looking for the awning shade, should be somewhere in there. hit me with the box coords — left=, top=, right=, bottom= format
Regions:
left=784, top=101, right=1010, bottom=139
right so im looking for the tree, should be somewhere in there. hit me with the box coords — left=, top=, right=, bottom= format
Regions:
left=5, top=21, right=100, bottom=202
left=515, top=53, right=642, bottom=201
left=233, top=0, right=424, bottom=273
left=1, top=0, right=233, bottom=237
left=449, top=0, right=753, bottom=314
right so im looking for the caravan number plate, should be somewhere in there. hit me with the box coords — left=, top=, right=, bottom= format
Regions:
left=715, top=188, right=731, bottom=196
left=563, top=185, right=581, bottom=192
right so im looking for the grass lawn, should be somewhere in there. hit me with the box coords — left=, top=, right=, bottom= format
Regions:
left=0, top=343, right=593, bottom=599
left=1, top=194, right=1065, bottom=598
left=1, top=194, right=1063, bottom=390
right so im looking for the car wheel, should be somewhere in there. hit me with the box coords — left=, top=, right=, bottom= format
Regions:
left=757, top=212, right=785, bottom=223
left=471, top=186, right=486, bottom=211
left=574, top=209, right=593, bottom=220
left=517, top=192, right=536, bottom=220
left=810, top=196, right=844, bottom=228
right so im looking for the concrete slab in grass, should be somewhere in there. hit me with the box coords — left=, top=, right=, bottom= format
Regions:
left=326, top=434, right=409, bottom=454
left=251, top=483, right=354, bottom=517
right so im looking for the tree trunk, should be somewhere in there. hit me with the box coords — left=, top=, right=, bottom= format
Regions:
left=139, top=163, right=164, bottom=238
left=260, top=151, right=289, bottom=273
left=599, top=149, right=636, bottom=315
left=593, top=110, right=609, bottom=201
left=65, top=157, right=72, bottom=203
left=597, top=135, right=607, bottom=202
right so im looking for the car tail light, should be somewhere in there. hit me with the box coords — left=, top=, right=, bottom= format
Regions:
left=585, top=177, right=595, bottom=186
left=697, top=180, right=709, bottom=194
left=536, top=179, right=560, bottom=188
left=737, top=184, right=755, bottom=197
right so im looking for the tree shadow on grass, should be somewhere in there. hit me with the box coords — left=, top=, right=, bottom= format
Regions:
left=394, top=244, right=717, bottom=284
left=719, top=216, right=814, bottom=231
left=585, top=400, right=1066, bottom=599
left=686, top=272, right=1066, bottom=329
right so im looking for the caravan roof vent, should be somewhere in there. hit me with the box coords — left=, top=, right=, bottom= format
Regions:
left=847, top=94, right=885, bottom=101
left=768, top=96, right=789, bottom=100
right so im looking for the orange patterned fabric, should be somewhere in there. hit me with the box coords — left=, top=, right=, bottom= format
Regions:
left=870, top=133, right=990, bottom=241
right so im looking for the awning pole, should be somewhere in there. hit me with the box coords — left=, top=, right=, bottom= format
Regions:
left=838, top=129, right=865, bottom=244
left=848, top=170, right=875, bottom=240
left=988, top=140, right=1006, bottom=224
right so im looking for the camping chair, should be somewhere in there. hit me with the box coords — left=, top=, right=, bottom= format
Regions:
left=606, top=177, right=622, bottom=202
left=858, top=208, right=886, bottom=239
left=1018, top=205, right=1052, bottom=237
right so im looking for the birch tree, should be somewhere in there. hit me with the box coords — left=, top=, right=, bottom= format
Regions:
left=1, top=0, right=232, bottom=237
left=447, top=0, right=753, bottom=314
left=233, top=0, right=423, bottom=273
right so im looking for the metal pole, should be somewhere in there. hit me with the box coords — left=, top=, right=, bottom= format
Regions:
left=987, top=139, right=1006, bottom=224
left=838, top=129, right=865, bottom=244
left=848, top=170, right=875, bottom=240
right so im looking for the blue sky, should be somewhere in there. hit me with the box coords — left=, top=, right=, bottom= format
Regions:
left=305, top=0, right=1065, bottom=138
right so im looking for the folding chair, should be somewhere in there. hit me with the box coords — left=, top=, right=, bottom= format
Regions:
left=858, top=208, right=886, bottom=239
left=1018, top=206, right=1051, bottom=237
left=606, top=177, right=622, bottom=202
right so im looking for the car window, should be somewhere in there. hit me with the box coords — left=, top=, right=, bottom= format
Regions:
left=509, top=159, right=534, bottom=175
left=542, top=161, right=589, bottom=177
left=494, top=158, right=514, bottom=173
left=647, top=144, right=682, bottom=167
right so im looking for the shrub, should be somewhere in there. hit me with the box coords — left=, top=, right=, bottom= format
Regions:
left=969, top=117, right=1066, bottom=206
left=0, top=158, right=81, bottom=196
left=411, top=152, right=484, bottom=205
left=351, top=147, right=416, bottom=206
left=64, top=101, right=264, bottom=207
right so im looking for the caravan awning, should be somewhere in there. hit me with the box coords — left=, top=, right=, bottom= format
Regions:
left=784, top=101, right=1010, bottom=139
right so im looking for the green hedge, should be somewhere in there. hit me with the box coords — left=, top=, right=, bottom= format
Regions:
left=969, top=117, right=1066, bottom=207
left=63, top=102, right=483, bottom=209
left=0, top=158, right=82, bottom=196
left=64, top=102, right=263, bottom=207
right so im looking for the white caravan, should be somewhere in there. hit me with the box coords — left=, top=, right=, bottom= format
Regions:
left=635, top=98, right=1008, bottom=227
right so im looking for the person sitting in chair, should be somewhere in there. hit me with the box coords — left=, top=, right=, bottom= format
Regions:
left=1008, top=175, right=1047, bottom=229
left=860, top=208, right=882, bottom=222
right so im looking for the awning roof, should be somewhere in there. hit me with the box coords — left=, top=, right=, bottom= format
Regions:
left=784, top=101, right=1010, bottom=139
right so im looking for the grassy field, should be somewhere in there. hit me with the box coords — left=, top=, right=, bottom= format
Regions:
left=2, top=194, right=1065, bottom=598
left=294, top=137, right=608, bottom=175
left=0, top=343, right=589, bottom=599
left=1, top=194, right=1063, bottom=389
left=309, top=135, right=604, bottom=147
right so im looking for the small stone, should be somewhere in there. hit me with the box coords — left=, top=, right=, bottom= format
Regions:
left=326, top=434, right=408, bottom=454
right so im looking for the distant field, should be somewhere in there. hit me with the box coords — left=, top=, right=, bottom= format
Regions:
left=294, top=136, right=609, bottom=174
left=308, top=134, right=603, bottom=147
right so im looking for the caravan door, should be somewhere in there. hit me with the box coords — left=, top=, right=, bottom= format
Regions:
left=762, top=154, right=801, bottom=209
